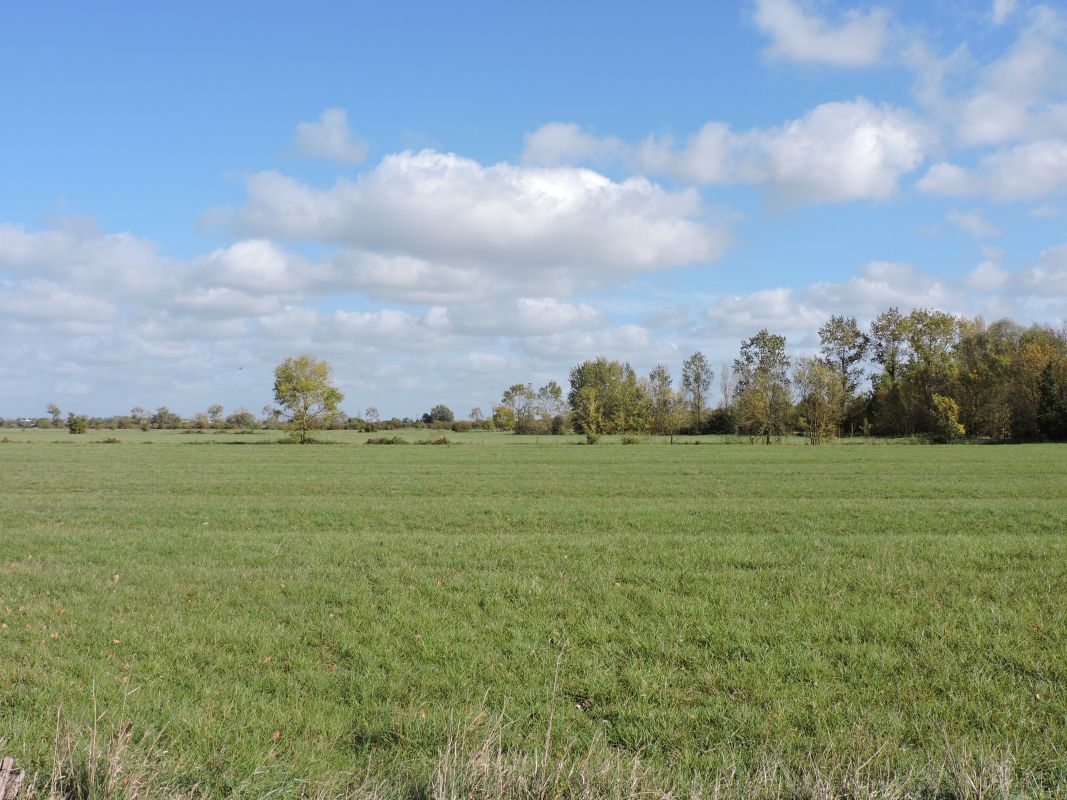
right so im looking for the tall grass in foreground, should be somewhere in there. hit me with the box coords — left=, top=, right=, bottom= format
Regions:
left=17, top=706, right=1063, bottom=800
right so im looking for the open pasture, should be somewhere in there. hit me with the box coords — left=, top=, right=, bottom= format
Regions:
left=1, top=431, right=1065, bottom=797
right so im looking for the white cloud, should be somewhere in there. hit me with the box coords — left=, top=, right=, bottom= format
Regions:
left=522, top=100, right=932, bottom=205
left=956, top=33, right=1067, bottom=147
left=293, top=108, right=369, bottom=164
left=992, top=0, right=1018, bottom=26
left=635, top=122, right=740, bottom=184
left=917, top=162, right=977, bottom=196
left=980, top=141, right=1067, bottom=199
left=1016, top=242, right=1067, bottom=296
left=1030, top=204, right=1061, bottom=218
left=698, top=253, right=1067, bottom=348
left=0, top=223, right=176, bottom=298
left=234, top=150, right=730, bottom=276
left=947, top=208, right=1000, bottom=237
left=806, top=261, right=958, bottom=314
left=521, top=122, right=623, bottom=166
left=910, top=8, right=1067, bottom=149
left=919, top=141, right=1067, bottom=201
left=451, top=298, right=606, bottom=337
left=750, top=99, right=931, bottom=204
left=172, top=287, right=283, bottom=319
left=329, top=250, right=484, bottom=304
left=753, top=0, right=891, bottom=67
left=330, top=307, right=427, bottom=340
left=195, top=240, right=319, bottom=296
left=0, top=279, right=116, bottom=323
left=518, top=324, right=657, bottom=363
left=966, top=260, right=1010, bottom=291
left=706, top=288, right=825, bottom=335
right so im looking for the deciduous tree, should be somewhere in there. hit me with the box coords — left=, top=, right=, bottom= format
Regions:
left=681, top=352, right=712, bottom=431
left=423, top=404, right=454, bottom=423
left=733, top=330, right=792, bottom=444
left=207, top=404, right=224, bottom=425
left=273, top=355, right=344, bottom=443
left=794, top=357, right=845, bottom=445
left=648, top=364, right=676, bottom=437
left=818, top=315, right=868, bottom=399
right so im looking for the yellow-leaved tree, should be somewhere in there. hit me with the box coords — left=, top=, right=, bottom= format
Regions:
left=273, top=355, right=344, bottom=443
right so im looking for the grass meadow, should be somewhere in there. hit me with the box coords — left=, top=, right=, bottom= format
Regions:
left=0, top=428, right=1065, bottom=798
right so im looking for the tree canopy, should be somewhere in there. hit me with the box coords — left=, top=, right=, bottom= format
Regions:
left=273, top=355, right=344, bottom=443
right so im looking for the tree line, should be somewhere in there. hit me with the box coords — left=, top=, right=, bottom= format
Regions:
left=490, top=310, right=1067, bottom=444
left=14, top=310, right=1067, bottom=443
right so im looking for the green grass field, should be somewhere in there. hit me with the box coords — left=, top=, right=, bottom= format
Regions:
left=1, top=429, right=1065, bottom=797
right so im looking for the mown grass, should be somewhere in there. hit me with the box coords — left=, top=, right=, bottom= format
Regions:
left=0, top=429, right=1064, bottom=797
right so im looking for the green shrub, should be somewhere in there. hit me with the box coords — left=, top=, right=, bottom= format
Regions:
left=365, top=436, right=409, bottom=445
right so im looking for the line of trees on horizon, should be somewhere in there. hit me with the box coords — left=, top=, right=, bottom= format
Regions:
left=488, top=309, right=1067, bottom=444
left=9, top=308, right=1067, bottom=444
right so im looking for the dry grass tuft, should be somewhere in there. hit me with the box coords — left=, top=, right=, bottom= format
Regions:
left=13, top=708, right=1064, bottom=800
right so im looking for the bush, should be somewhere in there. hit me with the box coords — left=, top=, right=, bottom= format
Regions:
left=422, top=404, right=454, bottom=424
left=514, top=418, right=550, bottom=435
left=66, top=415, right=88, bottom=434
left=225, top=410, right=258, bottom=429
left=365, top=436, right=409, bottom=445
left=621, top=436, right=645, bottom=445
left=702, top=407, right=737, bottom=435
left=416, top=436, right=451, bottom=445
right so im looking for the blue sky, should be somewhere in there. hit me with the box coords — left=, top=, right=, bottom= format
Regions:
left=2, top=0, right=1066, bottom=418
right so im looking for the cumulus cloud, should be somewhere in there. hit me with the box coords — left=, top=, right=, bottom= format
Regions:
left=456, top=298, right=605, bottom=337
left=634, top=122, right=740, bottom=184
left=293, top=108, right=369, bottom=163
left=806, top=261, right=958, bottom=313
left=753, top=0, right=891, bottom=67
left=919, top=141, right=1067, bottom=200
left=523, top=99, right=931, bottom=204
left=748, top=99, right=931, bottom=203
left=955, top=14, right=1067, bottom=147
left=917, top=162, right=977, bottom=196
left=904, top=6, right=1067, bottom=158
left=946, top=208, right=1000, bottom=238
left=704, top=262, right=960, bottom=339
left=0, top=223, right=176, bottom=298
left=698, top=252, right=1067, bottom=349
left=234, top=150, right=729, bottom=274
left=172, top=287, right=283, bottom=319
left=702, top=262, right=959, bottom=340
left=706, top=287, right=825, bottom=335
left=521, top=122, right=624, bottom=166
left=0, top=279, right=116, bottom=324
left=517, top=324, right=657, bottom=363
